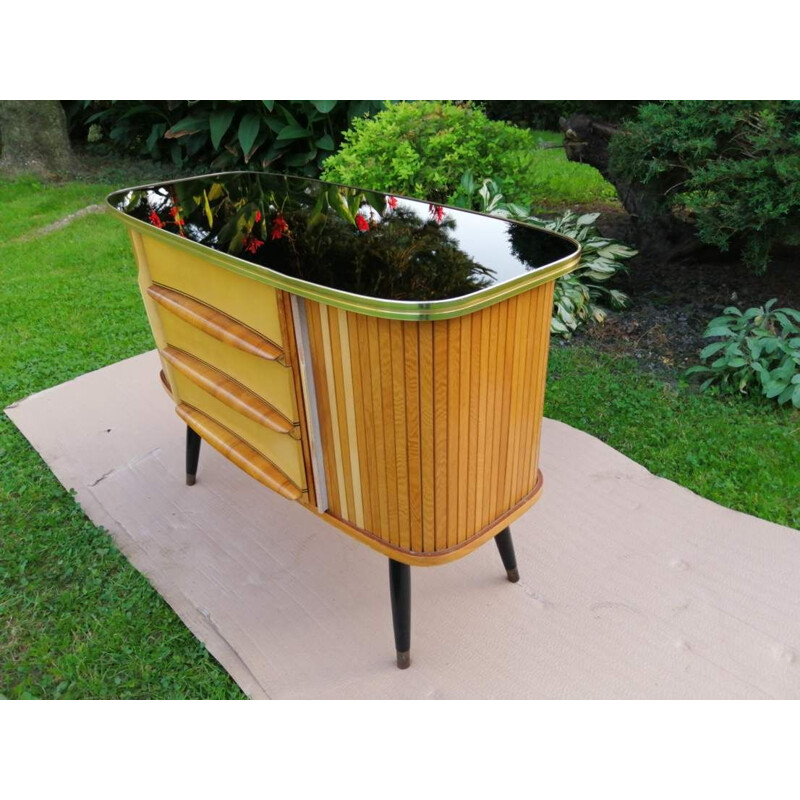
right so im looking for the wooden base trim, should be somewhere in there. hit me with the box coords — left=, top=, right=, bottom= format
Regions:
left=148, top=284, right=283, bottom=362
left=163, top=347, right=295, bottom=435
left=308, top=471, right=544, bottom=567
left=175, top=403, right=302, bottom=501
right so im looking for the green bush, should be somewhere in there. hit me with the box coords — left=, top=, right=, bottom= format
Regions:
left=450, top=172, right=635, bottom=338
left=609, top=100, right=800, bottom=272
left=64, top=100, right=384, bottom=175
left=686, top=300, right=800, bottom=407
left=321, top=101, right=549, bottom=207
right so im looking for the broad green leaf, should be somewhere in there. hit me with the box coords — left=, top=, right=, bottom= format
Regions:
left=238, top=114, right=261, bottom=163
left=576, top=212, right=600, bottom=226
left=793, top=384, right=800, bottom=408
left=311, top=100, right=338, bottom=113
left=315, top=134, right=335, bottom=150
left=704, top=326, right=733, bottom=338
left=164, top=116, right=208, bottom=139
left=776, top=384, right=795, bottom=404
left=764, top=379, right=789, bottom=398
left=700, top=341, right=728, bottom=359
left=685, top=365, right=709, bottom=375
left=209, top=108, right=236, bottom=149
left=277, top=125, right=312, bottom=141
left=262, top=100, right=275, bottom=111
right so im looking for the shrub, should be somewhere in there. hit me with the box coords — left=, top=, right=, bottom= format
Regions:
left=321, top=101, right=548, bottom=207
left=686, top=300, right=800, bottom=408
left=64, top=100, right=383, bottom=175
left=609, top=100, right=800, bottom=272
left=450, top=173, right=635, bottom=338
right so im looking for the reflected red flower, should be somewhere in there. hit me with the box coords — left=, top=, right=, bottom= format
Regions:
left=429, top=204, right=445, bottom=224
left=271, top=214, right=289, bottom=240
left=355, top=213, right=369, bottom=232
left=169, top=207, right=184, bottom=226
left=243, top=235, right=265, bottom=254
left=148, top=210, right=163, bottom=229
left=255, top=210, right=262, bottom=223
left=387, top=196, right=398, bottom=210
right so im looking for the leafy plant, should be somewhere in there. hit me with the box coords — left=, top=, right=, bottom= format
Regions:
left=686, top=300, right=800, bottom=408
left=64, top=100, right=384, bottom=175
left=450, top=172, right=636, bottom=338
left=321, top=101, right=548, bottom=207
left=608, top=100, right=800, bottom=272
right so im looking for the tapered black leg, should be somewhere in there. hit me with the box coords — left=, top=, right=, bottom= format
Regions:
left=494, top=526, right=519, bottom=582
left=186, top=425, right=201, bottom=486
left=389, top=559, right=411, bottom=669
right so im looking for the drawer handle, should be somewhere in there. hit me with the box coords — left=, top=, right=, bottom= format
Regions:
left=148, top=284, right=283, bottom=362
left=176, top=403, right=302, bottom=501
left=163, top=347, right=295, bottom=435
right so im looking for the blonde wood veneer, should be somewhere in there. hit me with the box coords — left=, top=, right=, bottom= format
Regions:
left=176, top=404, right=302, bottom=501
left=161, top=347, right=294, bottom=435
left=147, top=284, right=282, bottom=362
left=304, top=283, right=554, bottom=560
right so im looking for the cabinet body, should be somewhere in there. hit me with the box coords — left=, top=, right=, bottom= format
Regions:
left=111, top=173, right=580, bottom=568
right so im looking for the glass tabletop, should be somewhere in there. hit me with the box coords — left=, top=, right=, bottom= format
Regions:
left=108, top=172, right=578, bottom=303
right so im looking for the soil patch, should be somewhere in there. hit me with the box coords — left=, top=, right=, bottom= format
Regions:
left=569, top=208, right=800, bottom=374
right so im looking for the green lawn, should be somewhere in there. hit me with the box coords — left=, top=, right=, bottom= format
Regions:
left=526, top=130, right=619, bottom=208
left=1, top=175, right=797, bottom=699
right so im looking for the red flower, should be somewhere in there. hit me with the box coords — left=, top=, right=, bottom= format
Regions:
left=387, top=196, right=398, bottom=210
left=255, top=210, right=262, bottom=223
left=355, top=213, right=369, bottom=232
left=271, top=214, right=289, bottom=240
left=169, top=206, right=184, bottom=226
left=148, top=210, right=164, bottom=229
left=429, top=204, right=445, bottom=224
left=243, top=235, right=265, bottom=254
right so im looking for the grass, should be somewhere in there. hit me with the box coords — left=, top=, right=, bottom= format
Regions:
left=1, top=170, right=797, bottom=699
left=0, top=181, right=245, bottom=699
left=546, top=345, right=799, bottom=529
left=525, top=130, right=619, bottom=208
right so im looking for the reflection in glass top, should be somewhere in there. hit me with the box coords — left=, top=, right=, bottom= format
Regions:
left=108, top=172, right=578, bottom=303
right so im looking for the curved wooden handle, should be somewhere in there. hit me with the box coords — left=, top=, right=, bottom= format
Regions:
left=147, top=284, right=283, bottom=361
left=163, top=347, right=294, bottom=435
left=176, top=403, right=302, bottom=501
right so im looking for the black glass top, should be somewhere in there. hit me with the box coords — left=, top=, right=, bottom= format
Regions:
left=108, top=172, right=578, bottom=303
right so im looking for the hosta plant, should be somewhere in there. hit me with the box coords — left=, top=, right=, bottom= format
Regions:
left=686, top=300, right=800, bottom=408
left=450, top=173, right=636, bottom=337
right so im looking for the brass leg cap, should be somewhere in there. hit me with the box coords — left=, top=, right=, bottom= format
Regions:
left=396, top=650, right=411, bottom=670
left=186, top=474, right=197, bottom=486
left=506, top=567, right=520, bottom=583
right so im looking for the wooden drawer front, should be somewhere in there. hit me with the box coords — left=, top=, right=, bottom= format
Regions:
left=157, top=310, right=299, bottom=423
left=172, top=371, right=307, bottom=491
left=141, top=234, right=283, bottom=346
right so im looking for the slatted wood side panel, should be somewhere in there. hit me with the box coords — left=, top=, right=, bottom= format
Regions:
left=305, top=283, right=554, bottom=555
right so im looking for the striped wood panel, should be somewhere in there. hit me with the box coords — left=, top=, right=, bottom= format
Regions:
left=304, top=282, right=555, bottom=555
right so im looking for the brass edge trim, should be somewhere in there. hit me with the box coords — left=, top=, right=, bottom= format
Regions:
left=291, top=295, right=328, bottom=513
left=107, top=176, right=582, bottom=322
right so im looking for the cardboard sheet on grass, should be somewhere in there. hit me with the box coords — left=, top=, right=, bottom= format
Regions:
left=6, top=350, right=800, bottom=699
